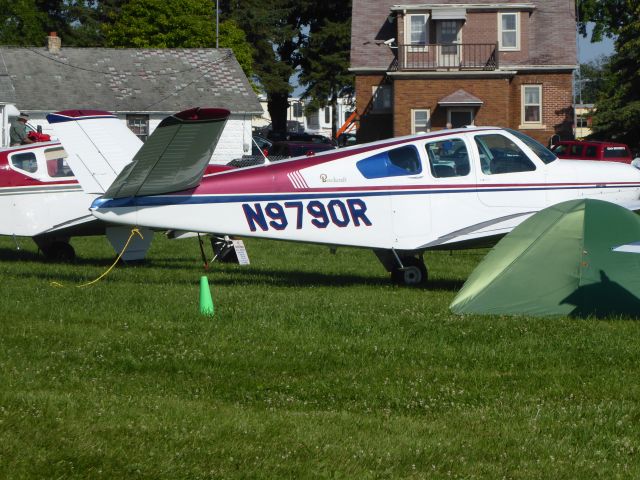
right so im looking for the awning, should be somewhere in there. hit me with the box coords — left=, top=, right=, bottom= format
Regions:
left=431, top=7, right=466, bottom=20
left=438, top=89, right=483, bottom=106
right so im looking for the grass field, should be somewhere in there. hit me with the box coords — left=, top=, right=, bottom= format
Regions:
left=1, top=234, right=639, bottom=479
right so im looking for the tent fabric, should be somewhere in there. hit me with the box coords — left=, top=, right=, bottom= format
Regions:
left=450, top=199, right=640, bottom=317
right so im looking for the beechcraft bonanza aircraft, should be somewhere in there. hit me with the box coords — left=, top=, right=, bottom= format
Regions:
left=64, top=107, right=640, bottom=285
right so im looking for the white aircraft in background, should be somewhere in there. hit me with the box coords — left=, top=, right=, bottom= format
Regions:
left=0, top=111, right=154, bottom=260
left=61, top=107, right=640, bottom=285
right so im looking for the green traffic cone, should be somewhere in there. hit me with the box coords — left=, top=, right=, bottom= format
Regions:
left=199, top=275, right=214, bottom=316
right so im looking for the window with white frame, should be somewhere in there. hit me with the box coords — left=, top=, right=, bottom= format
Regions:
left=412, top=109, right=430, bottom=133
left=407, top=14, right=429, bottom=50
left=127, top=114, right=149, bottom=141
left=324, top=107, right=331, bottom=124
left=522, top=85, right=542, bottom=125
left=292, top=102, right=303, bottom=118
left=371, top=85, right=392, bottom=113
left=499, top=12, right=519, bottom=50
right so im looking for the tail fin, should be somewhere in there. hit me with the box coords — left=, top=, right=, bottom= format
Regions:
left=104, top=108, right=230, bottom=199
left=47, top=110, right=143, bottom=194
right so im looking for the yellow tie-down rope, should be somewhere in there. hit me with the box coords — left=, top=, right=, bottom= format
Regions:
left=51, top=228, right=144, bottom=288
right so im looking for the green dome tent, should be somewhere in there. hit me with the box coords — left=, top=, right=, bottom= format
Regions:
left=450, top=199, right=640, bottom=317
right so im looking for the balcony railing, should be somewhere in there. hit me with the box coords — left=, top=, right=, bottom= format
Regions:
left=393, top=43, right=499, bottom=71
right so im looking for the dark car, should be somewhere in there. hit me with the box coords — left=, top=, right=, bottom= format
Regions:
left=267, top=131, right=332, bottom=144
left=267, top=141, right=335, bottom=160
left=551, top=140, right=633, bottom=164
left=251, top=135, right=272, bottom=156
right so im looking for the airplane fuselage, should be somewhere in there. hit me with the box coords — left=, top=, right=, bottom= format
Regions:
left=91, top=127, right=640, bottom=252
left=0, top=142, right=97, bottom=237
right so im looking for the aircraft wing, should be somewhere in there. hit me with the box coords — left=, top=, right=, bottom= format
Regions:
left=104, top=108, right=230, bottom=199
left=615, top=199, right=640, bottom=212
left=612, top=241, right=640, bottom=253
left=424, top=198, right=640, bottom=250
left=47, top=110, right=143, bottom=194
left=420, top=211, right=536, bottom=250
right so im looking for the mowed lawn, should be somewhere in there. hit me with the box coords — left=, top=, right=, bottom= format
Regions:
left=1, top=234, right=639, bottom=479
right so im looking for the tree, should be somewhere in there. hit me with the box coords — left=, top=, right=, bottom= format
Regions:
left=0, top=0, right=104, bottom=46
left=578, top=1, right=640, bottom=148
left=0, top=0, right=49, bottom=45
left=225, top=0, right=312, bottom=133
left=576, top=57, right=610, bottom=105
left=300, top=1, right=353, bottom=138
left=104, top=0, right=217, bottom=48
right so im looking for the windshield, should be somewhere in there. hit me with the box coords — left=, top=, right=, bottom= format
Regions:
left=506, top=128, right=557, bottom=164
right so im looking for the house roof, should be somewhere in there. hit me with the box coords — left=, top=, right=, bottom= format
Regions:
left=0, top=47, right=261, bottom=114
left=0, top=54, right=17, bottom=104
left=351, top=0, right=576, bottom=71
left=438, top=88, right=483, bottom=105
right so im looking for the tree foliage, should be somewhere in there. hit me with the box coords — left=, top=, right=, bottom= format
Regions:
left=300, top=1, right=353, bottom=137
left=578, top=1, right=640, bottom=148
left=577, top=0, right=637, bottom=41
left=0, top=0, right=49, bottom=45
left=224, top=0, right=311, bottom=132
left=577, top=57, right=609, bottom=105
left=223, top=0, right=353, bottom=134
left=104, top=0, right=217, bottom=48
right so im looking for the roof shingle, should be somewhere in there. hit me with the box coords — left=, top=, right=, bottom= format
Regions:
left=0, top=47, right=261, bottom=114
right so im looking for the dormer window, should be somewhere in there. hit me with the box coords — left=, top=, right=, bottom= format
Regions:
left=499, top=12, right=520, bottom=50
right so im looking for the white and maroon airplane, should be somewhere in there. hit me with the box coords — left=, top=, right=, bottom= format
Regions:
left=0, top=110, right=154, bottom=260
left=80, top=107, right=640, bottom=285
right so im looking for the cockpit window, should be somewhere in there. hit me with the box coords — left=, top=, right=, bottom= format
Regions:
left=357, top=144, right=422, bottom=179
left=425, top=138, right=470, bottom=178
left=507, top=128, right=557, bottom=164
left=475, top=134, right=536, bottom=175
left=10, top=152, right=38, bottom=174
left=45, top=147, right=74, bottom=177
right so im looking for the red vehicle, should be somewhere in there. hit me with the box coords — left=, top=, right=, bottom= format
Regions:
left=551, top=140, right=634, bottom=164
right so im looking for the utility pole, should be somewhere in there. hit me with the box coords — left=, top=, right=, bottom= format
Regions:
left=216, top=0, right=219, bottom=48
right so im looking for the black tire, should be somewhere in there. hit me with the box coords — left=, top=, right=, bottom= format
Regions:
left=42, top=241, right=76, bottom=262
left=391, top=257, right=428, bottom=286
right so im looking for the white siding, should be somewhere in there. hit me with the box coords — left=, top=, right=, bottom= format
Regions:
left=211, top=115, right=252, bottom=164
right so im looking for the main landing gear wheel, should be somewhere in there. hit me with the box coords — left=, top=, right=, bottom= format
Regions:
left=391, top=257, right=428, bottom=286
left=41, top=241, right=76, bottom=262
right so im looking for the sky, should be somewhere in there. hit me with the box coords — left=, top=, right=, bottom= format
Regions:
left=577, top=23, right=615, bottom=63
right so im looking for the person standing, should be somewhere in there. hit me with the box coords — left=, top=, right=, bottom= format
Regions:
left=10, top=113, right=34, bottom=146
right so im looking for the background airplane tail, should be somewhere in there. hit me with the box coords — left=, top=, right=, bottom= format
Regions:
left=104, top=107, right=230, bottom=199
left=47, top=110, right=143, bottom=194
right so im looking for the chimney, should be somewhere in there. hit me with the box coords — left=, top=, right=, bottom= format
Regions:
left=48, top=32, right=61, bottom=54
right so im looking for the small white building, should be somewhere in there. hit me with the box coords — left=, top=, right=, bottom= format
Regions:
left=0, top=35, right=261, bottom=163
left=255, top=95, right=355, bottom=139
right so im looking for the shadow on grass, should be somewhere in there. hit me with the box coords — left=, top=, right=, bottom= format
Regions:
left=0, top=247, right=201, bottom=271
left=201, top=267, right=466, bottom=291
left=2, top=247, right=465, bottom=292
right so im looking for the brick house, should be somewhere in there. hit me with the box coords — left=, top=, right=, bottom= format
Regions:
left=350, top=1, right=576, bottom=145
